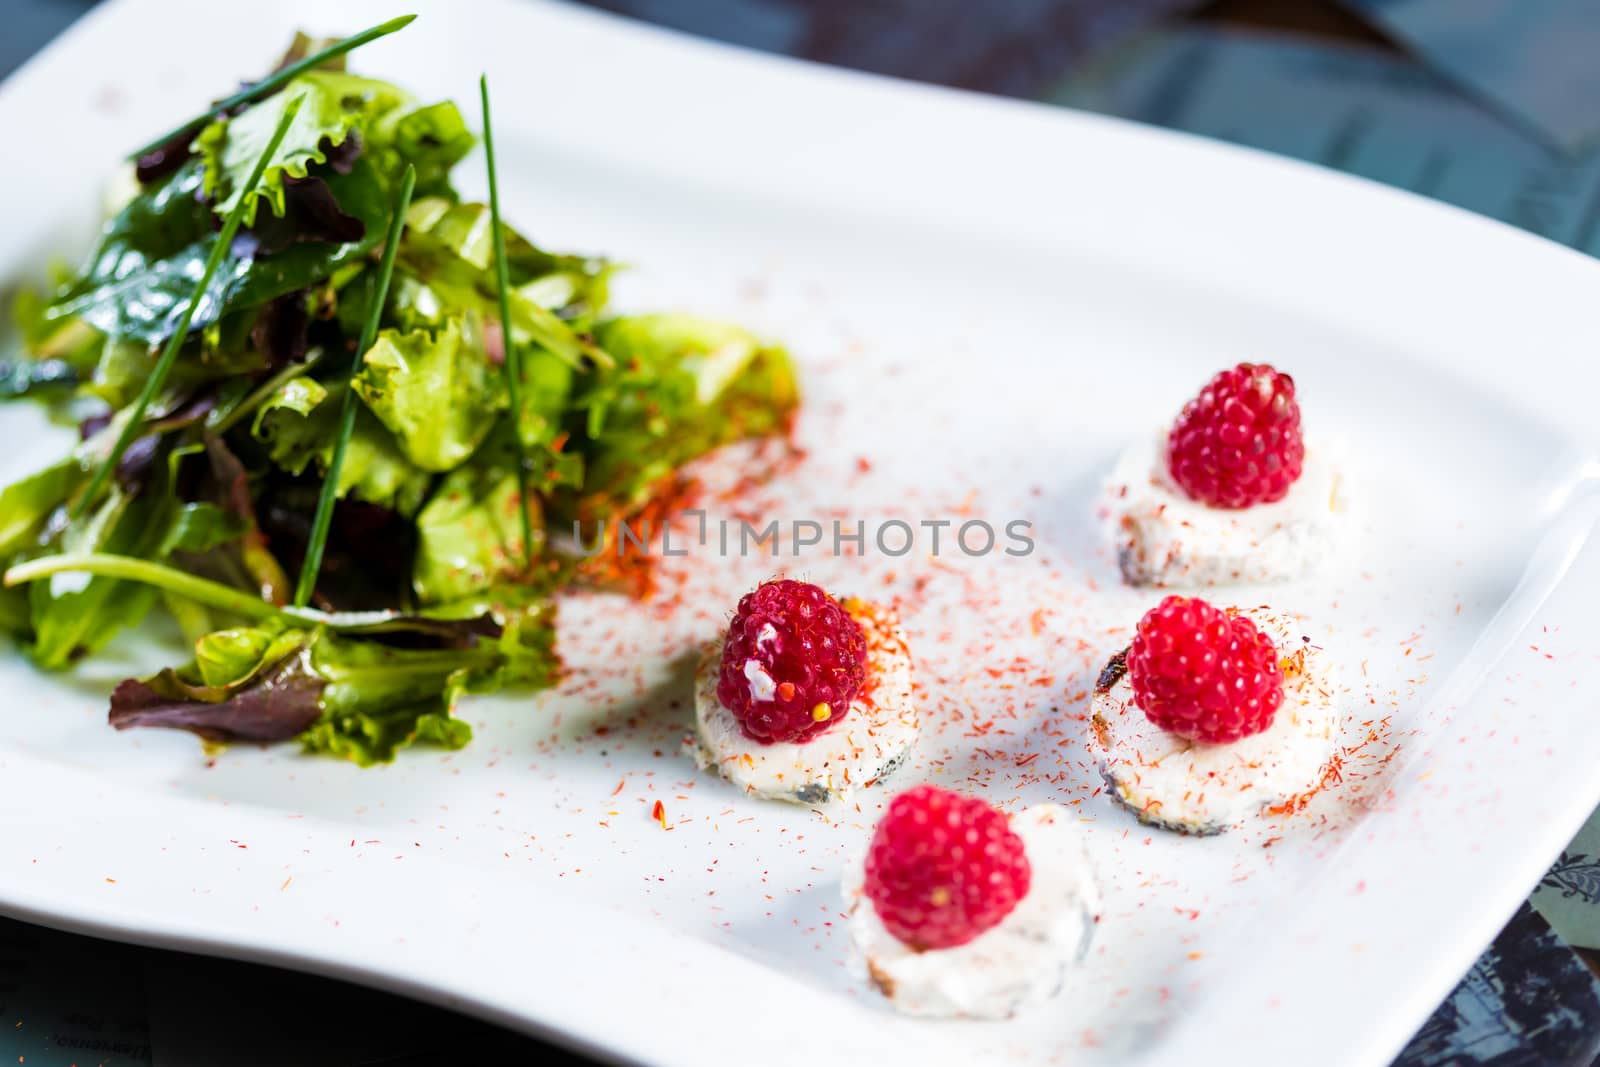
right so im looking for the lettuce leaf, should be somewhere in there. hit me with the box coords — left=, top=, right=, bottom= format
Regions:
left=110, top=622, right=326, bottom=743
left=413, top=466, right=542, bottom=604
left=197, top=72, right=474, bottom=226
left=251, top=377, right=431, bottom=516
left=569, top=314, right=798, bottom=517
left=296, top=701, right=471, bottom=764
left=351, top=313, right=504, bottom=471
left=378, top=101, right=475, bottom=199
left=197, top=72, right=408, bottom=225
left=394, top=197, right=611, bottom=368
left=108, top=599, right=558, bottom=765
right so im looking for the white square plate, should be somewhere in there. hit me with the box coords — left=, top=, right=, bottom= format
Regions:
left=2, top=2, right=1599, bottom=1064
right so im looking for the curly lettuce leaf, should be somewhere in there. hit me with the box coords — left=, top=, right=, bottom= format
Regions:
left=351, top=313, right=504, bottom=471
left=569, top=314, right=798, bottom=518
left=395, top=197, right=611, bottom=367
left=467, top=342, right=583, bottom=496
left=197, top=72, right=408, bottom=225
left=297, top=702, right=471, bottom=765
left=378, top=101, right=475, bottom=199
left=197, top=73, right=474, bottom=226
left=413, top=466, right=543, bottom=604
left=251, top=377, right=431, bottom=516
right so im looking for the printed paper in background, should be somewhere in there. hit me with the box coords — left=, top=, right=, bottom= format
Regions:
left=581, top=0, right=1213, bottom=96
left=1533, top=805, right=1600, bottom=952
left=1050, top=27, right=1600, bottom=258
left=1337, top=0, right=1600, bottom=152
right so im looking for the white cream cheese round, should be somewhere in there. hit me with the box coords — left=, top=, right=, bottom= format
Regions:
left=844, top=804, right=1099, bottom=1019
left=1104, top=430, right=1345, bottom=587
left=691, top=599, right=917, bottom=806
left=1090, top=609, right=1340, bottom=835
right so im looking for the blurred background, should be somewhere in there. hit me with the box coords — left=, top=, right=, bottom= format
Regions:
left=2, top=0, right=1599, bottom=1064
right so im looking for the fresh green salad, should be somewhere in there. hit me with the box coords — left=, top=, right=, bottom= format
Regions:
left=0, top=21, right=797, bottom=764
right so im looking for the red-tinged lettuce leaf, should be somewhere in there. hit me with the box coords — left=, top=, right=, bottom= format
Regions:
left=135, top=127, right=198, bottom=186
left=109, top=643, right=324, bottom=742
left=332, top=611, right=504, bottom=647
left=248, top=292, right=311, bottom=368
left=105, top=387, right=220, bottom=497
left=156, top=434, right=292, bottom=609
left=271, top=32, right=349, bottom=76
left=241, top=173, right=366, bottom=258
left=104, top=602, right=556, bottom=766
left=254, top=479, right=419, bottom=612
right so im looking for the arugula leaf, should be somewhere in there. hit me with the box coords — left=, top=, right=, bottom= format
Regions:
left=252, top=377, right=432, bottom=516
left=569, top=314, right=798, bottom=518
left=413, top=466, right=542, bottom=603
left=48, top=157, right=387, bottom=346
left=352, top=313, right=504, bottom=471
left=0, top=358, right=76, bottom=401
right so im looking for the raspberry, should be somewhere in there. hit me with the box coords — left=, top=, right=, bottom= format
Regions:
left=1167, top=362, right=1305, bottom=508
left=1126, top=596, right=1284, bottom=744
left=716, top=579, right=868, bottom=745
left=863, top=785, right=1031, bottom=950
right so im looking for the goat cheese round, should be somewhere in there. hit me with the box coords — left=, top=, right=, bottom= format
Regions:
left=1090, top=609, right=1340, bottom=835
left=844, top=804, right=1099, bottom=1019
left=1105, top=430, right=1345, bottom=587
left=692, top=599, right=917, bottom=806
